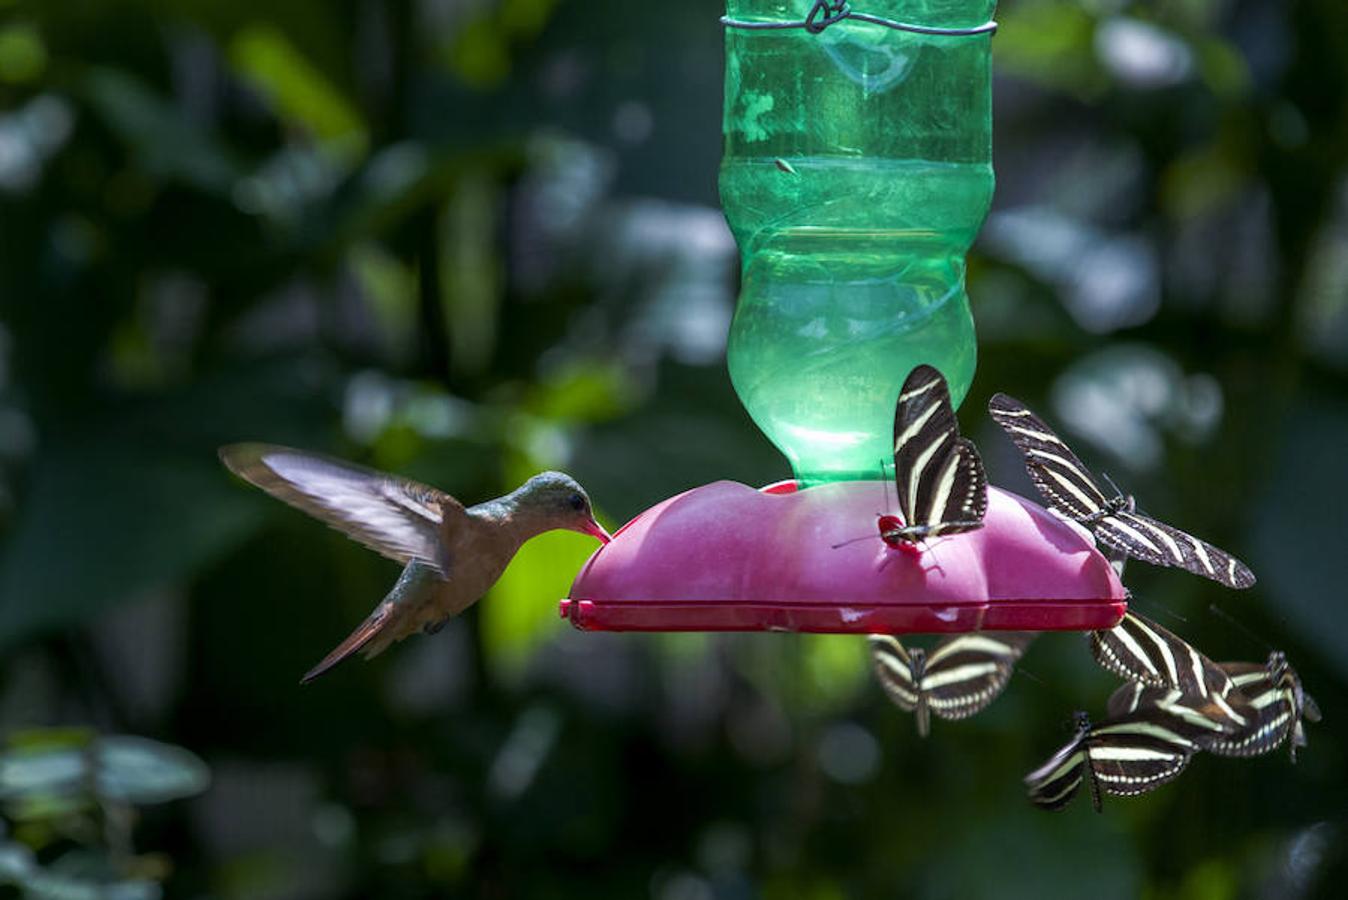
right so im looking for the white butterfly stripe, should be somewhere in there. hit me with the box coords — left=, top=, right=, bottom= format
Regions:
left=1128, top=516, right=1185, bottom=561
left=892, top=400, right=942, bottom=456
left=1157, top=702, right=1230, bottom=733
left=868, top=636, right=909, bottom=660
left=1184, top=647, right=1210, bottom=698
left=1149, top=631, right=1181, bottom=687
left=899, top=378, right=941, bottom=403
left=1037, top=780, right=1082, bottom=806
left=874, top=656, right=917, bottom=686
left=906, top=435, right=950, bottom=522
left=1093, top=721, right=1197, bottom=749
left=1102, top=516, right=1163, bottom=554
left=882, top=688, right=919, bottom=707
left=1090, top=745, right=1186, bottom=763
left=1187, top=534, right=1215, bottom=575
left=1210, top=692, right=1248, bottom=727
left=1027, top=456, right=1101, bottom=510
left=923, top=450, right=961, bottom=524
left=1027, top=748, right=1084, bottom=785
left=1111, top=623, right=1160, bottom=680
left=1247, top=690, right=1285, bottom=711
left=923, top=661, right=1001, bottom=689
left=1004, top=423, right=1071, bottom=446
left=928, top=635, right=1021, bottom=663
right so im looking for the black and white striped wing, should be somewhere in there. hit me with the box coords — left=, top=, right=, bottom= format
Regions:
left=987, top=395, right=1256, bottom=590
left=1086, top=719, right=1195, bottom=799
left=1089, top=611, right=1250, bottom=729
left=1026, top=725, right=1092, bottom=811
left=1095, top=512, right=1256, bottom=590
left=868, top=635, right=919, bottom=714
left=893, top=365, right=988, bottom=535
left=1105, top=684, right=1241, bottom=743
left=923, top=632, right=1036, bottom=722
left=1027, top=713, right=1195, bottom=812
left=987, top=393, right=1113, bottom=520
left=1210, top=656, right=1320, bottom=760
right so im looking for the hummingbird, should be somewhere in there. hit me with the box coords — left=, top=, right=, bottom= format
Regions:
left=218, top=444, right=611, bottom=682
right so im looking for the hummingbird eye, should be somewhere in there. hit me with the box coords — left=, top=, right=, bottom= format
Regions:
left=567, top=492, right=586, bottom=512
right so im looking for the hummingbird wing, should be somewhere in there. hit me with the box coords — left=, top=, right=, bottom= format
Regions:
left=301, top=561, right=443, bottom=683
left=220, top=443, right=462, bottom=575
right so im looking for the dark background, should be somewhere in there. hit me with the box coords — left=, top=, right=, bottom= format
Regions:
left=1, top=1, right=1345, bottom=897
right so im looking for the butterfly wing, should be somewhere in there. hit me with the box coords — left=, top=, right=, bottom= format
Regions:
left=1086, top=719, right=1194, bottom=798
left=1091, top=611, right=1253, bottom=731
left=892, top=366, right=987, bottom=534
left=1209, top=659, right=1308, bottom=759
left=1105, top=684, right=1242, bottom=741
left=868, top=635, right=919, bottom=714
left=987, top=393, right=1113, bottom=520
left=1094, top=511, right=1256, bottom=589
left=923, top=632, right=1036, bottom=722
left=1026, top=725, right=1090, bottom=811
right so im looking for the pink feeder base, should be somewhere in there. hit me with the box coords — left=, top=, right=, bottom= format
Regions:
left=561, top=480, right=1127, bottom=635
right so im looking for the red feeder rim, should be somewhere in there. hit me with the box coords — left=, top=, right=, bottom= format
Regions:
left=561, top=480, right=1126, bottom=635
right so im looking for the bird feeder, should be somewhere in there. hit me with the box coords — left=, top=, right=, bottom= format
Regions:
left=561, top=1, right=1127, bottom=633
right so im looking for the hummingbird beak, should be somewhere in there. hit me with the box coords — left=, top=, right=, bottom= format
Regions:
left=579, top=517, right=612, bottom=544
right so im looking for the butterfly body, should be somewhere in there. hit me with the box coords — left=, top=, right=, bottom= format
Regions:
left=1077, top=494, right=1134, bottom=526
left=1211, top=651, right=1321, bottom=762
left=1026, top=709, right=1196, bottom=812
left=1094, top=615, right=1320, bottom=763
left=882, top=365, right=989, bottom=553
left=870, top=632, right=1035, bottom=736
left=988, top=393, right=1255, bottom=590
left=1089, top=610, right=1250, bottom=728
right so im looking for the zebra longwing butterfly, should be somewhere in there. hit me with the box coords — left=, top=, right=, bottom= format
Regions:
left=987, top=393, right=1255, bottom=589
left=869, top=632, right=1035, bottom=737
left=1106, top=683, right=1244, bottom=744
left=1090, top=611, right=1249, bottom=729
left=1210, top=652, right=1321, bottom=762
left=1025, top=710, right=1196, bottom=812
left=880, top=365, right=988, bottom=549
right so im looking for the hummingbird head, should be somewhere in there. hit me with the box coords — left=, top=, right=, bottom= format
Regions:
left=514, top=471, right=611, bottom=544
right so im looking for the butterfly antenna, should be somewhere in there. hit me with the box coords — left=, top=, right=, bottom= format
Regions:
left=831, top=533, right=882, bottom=550
left=1099, top=470, right=1127, bottom=502
left=1130, top=595, right=1190, bottom=626
left=1208, top=603, right=1274, bottom=652
left=1012, top=662, right=1077, bottom=707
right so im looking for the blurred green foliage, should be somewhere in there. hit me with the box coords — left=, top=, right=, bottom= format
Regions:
left=0, top=727, right=208, bottom=898
left=0, top=0, right=1345, bottom=898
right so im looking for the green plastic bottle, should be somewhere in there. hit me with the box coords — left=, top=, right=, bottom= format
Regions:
left=720, top=1, right=996, bottom=485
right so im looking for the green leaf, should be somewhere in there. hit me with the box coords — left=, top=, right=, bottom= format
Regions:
left=0, top=732, right=208, bottom=818
left=82, top=69, right=237, bottom=192
left=525, top=361, right=637, bottom=425
left=0, top=22, right=46, bottom=84
left=92, top=736, right=210, bottom=804
left=228, top=25, right=367, bottom=156
left=994, top=1, right=1104, bottom=98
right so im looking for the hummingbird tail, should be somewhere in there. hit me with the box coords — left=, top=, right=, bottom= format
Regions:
left=300, top=607, right=390, bottom=684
